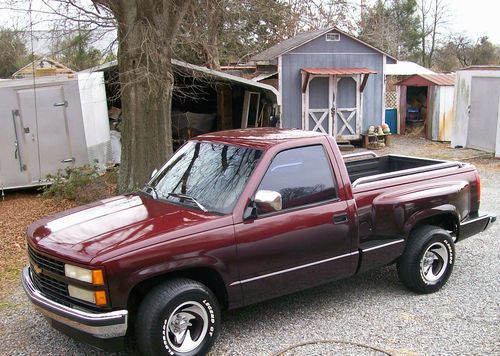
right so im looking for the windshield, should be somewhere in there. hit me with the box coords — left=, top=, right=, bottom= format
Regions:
left=149, top=141, right=262, bottom=214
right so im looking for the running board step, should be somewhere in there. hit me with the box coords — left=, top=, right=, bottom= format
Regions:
left=357, top=238, right=405, bottom=274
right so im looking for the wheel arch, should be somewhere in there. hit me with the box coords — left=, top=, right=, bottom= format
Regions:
left=127, top=267, right=229, bottom=317
left=404, top=205, right=460, bottom=241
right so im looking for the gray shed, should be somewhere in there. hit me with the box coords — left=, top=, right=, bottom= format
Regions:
left=251, top=27, right=397, bottom=139
left=0, top=72, right=111, bottom=190
left=451, top=66, right=500, bottom=157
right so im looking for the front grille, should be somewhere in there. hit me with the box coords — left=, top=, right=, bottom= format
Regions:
left=27, top=245, right=69, bottom=301
left=27, top=245, right=106, bottom=311
left=28, top=245, right=65, bottom=275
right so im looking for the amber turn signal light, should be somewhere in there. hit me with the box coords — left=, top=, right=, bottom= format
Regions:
left=95, top=290, right=107, bottom=306
left=92, top=269, right=105, bottom=285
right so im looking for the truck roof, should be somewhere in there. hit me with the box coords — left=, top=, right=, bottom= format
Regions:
left=194, top=128, right=325, bottom=150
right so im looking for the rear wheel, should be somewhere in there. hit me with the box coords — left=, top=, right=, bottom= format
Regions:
left=397, top=225, right=455, bottom=293
left=135, top=278, right=220, bottom=356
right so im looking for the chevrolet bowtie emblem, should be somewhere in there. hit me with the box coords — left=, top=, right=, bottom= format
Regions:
left=33, top=263, right=42, bottom=275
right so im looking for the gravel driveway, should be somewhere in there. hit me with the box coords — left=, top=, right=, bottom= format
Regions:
left=1, top=140, right=498, bottom=356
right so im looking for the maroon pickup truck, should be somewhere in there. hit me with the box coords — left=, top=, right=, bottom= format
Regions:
left=22, top=128, right=495, bottom=355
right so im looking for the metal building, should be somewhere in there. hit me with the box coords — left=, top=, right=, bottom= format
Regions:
left=451, top=66, right=500, bottom=157
left=250, top=27, right=397, bottom=139
left=396, top=74, right=455, bottom=141
left=0, top=72, right=110, bottom=190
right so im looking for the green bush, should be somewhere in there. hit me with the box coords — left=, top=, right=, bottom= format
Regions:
left=41, top=165, right=101, bottom=202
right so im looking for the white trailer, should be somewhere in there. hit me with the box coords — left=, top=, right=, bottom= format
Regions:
left=0, top=72, right=110, bottom=190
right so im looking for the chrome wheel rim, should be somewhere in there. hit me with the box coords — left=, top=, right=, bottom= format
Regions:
left=420, top=242, right=449, bottom=284
left=164, top=301, right=208, bottom=353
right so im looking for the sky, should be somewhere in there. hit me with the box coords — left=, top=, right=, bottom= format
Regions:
left=0, top=0, right=499, bottom=50
left=446, top=0, right=500, bottom=44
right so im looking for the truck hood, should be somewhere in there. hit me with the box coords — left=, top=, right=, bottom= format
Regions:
left=27, top=194, right=232, bottom=264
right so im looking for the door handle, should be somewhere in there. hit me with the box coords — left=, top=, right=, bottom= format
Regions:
left=54, top=100, right=68, bottom=107
left=333, top=213, right=349, bottom=224
left=61, top=158, right=75, bottom=163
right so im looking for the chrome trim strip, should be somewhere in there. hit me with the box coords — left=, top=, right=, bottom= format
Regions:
left=362, top=239, right=405, bottom=253
left=352, top=160, right=462, bottom=188
left=230, top=251, right=358, bottom=286
left=342, top=151, right=378, bottom=160
left=21, top=267, right=128, bottom=338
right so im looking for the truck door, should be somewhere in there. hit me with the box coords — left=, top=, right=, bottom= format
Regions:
left=233, top=144, right=357, bottom=305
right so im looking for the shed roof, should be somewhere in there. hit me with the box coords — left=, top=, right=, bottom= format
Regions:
left=396, top=74, right=455, bottom=87
left=460, top=65, right=500, bottom=71
left=11, top=57, right=75, bottom=78
left=80, top=59, right=279, bottom=99
left=301, top=67, right=377, bottom=75
left=385, top=61, right=435, bottom=76
left=251, top=27, right=397, bottom=62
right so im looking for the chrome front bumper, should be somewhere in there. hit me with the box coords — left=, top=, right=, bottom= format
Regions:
left=21, top=267, right=128, bottom=339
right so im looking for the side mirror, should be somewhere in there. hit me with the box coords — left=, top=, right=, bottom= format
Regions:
left=150, top=168, right=158, bottom=179
left=254, top=190, right=282, bottom=213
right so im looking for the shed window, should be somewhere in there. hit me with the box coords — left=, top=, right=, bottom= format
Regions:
left=325, top=33, right=340, bottom=41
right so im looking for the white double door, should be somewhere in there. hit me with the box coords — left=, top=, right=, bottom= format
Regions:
left=303, top=75, right=362, bottom=139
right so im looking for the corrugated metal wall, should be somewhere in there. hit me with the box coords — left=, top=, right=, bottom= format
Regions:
left=280, top=31, right=390, bottom=133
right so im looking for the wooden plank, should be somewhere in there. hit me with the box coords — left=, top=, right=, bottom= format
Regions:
left=360, top=73, right=370, bottom=92
left=356, top=74, right=361, bottom=135
left=302, top=72, right=310, bottom=93
left=305, top=76, right=310, bottom=130
left=333, top=75, right=338, bottom=137
left=328, top=75, right=334, bottom=136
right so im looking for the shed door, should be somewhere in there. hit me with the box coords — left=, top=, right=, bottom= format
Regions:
left=467, top=77, right=500, bottom=152
left=17, top=86, right=73, bottom=182
left=335, top=77, right=360, bottom=139
left=305, top=76, right=331, bottom=134
left=304, top=75, right=361, bottom=138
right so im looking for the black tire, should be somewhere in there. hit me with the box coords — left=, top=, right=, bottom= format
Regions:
left=135, top=278, right=220, bottom=356
left=397, top=225, right=455, bottom=294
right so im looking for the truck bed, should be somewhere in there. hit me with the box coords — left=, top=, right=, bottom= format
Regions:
left=345, top=154, right=460, bottom=187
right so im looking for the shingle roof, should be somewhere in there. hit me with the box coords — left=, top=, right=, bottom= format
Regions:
left=250, top=27, right=397, bottom=62
left=251, top=28, right=332, bottom=61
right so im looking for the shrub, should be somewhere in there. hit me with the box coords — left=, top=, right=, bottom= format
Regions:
left=41, top=165, right=117, bottom=204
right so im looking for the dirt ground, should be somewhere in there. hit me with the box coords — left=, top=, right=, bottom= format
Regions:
left=0, top=136, right=498, bottom=304
left=0, top=193, right=75, bottom=301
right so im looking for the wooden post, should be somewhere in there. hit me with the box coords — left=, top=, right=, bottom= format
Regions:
left=217, top=84, right=233, bottom=131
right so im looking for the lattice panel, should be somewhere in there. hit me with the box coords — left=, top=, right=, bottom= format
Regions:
left=385, top=91, right=397, bottom=108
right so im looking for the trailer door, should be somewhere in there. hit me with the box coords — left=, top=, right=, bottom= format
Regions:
left=17, top=85, right=73, bottom=182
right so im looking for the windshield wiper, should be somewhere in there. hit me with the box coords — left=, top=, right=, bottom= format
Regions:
left=143, top=184, right=159, bottom=199
left=167, top=192, right=208, bottom=212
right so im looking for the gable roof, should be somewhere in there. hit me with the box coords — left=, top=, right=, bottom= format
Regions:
left=251, top=27, right=397, bottom=62
left=11, top=57, right=75, bottom=78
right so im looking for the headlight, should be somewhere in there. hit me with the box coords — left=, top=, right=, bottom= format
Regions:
left=64, top=264, right=104, bottom=285
left=68, top=285, right=107, bottom=306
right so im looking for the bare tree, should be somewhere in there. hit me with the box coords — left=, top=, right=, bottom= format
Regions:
left=419, top=0, right=448, bottom=67
left=284, top=0, right=359, bottom=33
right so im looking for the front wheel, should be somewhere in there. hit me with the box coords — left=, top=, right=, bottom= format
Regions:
left=397, top=225, right=455, bottom=294
left=135, top=278, right=220, bottom=356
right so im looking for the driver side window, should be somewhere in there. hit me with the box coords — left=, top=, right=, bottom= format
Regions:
left=257, top=145, right=337, bottom=213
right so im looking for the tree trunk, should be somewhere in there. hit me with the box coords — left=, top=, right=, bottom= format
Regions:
left=105, top=0, right=189, bottom=193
